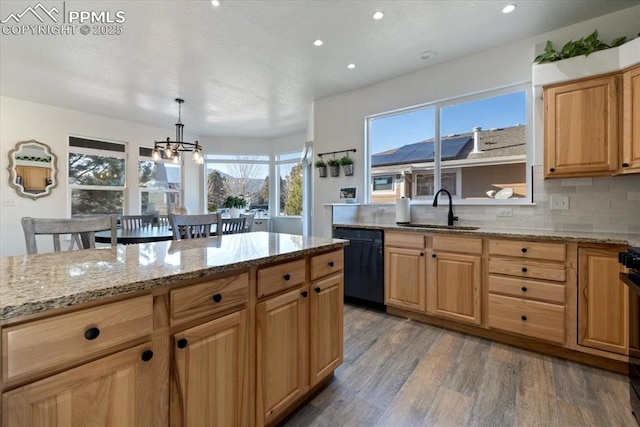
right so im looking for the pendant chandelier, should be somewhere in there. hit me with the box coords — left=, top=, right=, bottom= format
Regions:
left=152, top=98, right=204, bottom=165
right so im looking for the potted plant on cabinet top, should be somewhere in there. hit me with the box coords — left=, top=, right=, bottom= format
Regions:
left=327, top=158, right=341, bottom=177
left=339, top=156, right=354, bottom=176
left=315, top=159, right=327, bottom=178
left=223, top=196, right=247, bottom=218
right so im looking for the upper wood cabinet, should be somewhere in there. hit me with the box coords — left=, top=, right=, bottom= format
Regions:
left=622, top=65, right=640, bottom=173
left=544, top=74, right=620, bottom=178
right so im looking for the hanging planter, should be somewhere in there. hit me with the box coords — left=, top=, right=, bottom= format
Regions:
left=315, top=160, right=327, bottom=178
left=340, top=156, right=354, bottom=176
left=327, top=159, right=341, bottom=177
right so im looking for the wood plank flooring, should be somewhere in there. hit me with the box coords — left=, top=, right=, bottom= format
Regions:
left=283, top=304, right=636, bottom=426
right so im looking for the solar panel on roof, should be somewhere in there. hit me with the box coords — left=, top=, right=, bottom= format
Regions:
left=371, top=136, right=471, bottom=166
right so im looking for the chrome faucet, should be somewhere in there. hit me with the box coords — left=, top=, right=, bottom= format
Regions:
left=432, top=189, right=458, bottom=226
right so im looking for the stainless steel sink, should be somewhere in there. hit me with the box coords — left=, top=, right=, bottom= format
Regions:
left=402, top=224, right=480, bottom=231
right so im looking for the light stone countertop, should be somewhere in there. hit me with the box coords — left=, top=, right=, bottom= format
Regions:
left=333, top=223, right=640, bottom=247
left=0, top=232, right=348, bottom=322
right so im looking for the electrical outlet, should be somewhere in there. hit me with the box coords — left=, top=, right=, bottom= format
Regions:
left=3, top=198, right=16, bottom=207
left=496, top=207, right=513, bottom=217
left=550, top=195, right=569, bottom=210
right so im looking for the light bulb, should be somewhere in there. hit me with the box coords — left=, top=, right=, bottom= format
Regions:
left=164, top=143, right=173, bottom=158
left=193, top=148, right=201, bottom=163
left=172, top=152, right=180, bottom=164
left=152, top=147, right=161, bottom=161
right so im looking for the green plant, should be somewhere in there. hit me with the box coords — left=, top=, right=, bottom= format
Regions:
left=327, top=158, right=341, bottom=167
left=222, top=196, right=247, bottom=209
left=339, top=156, right=353, bottom=165
left=533, top=30, right=629, bottom=64
left=208, top=203, right=218, bottom=212
left=314, top=159, right=327, bottom=168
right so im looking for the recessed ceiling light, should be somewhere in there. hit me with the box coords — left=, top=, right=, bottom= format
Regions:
left=502, top=4, right=516, bottom=14
left=347, top=63, right=356, bottom=69
left=313, top=39, right=323, bottom=47
left=419, top=50, right=437, bottom=61
left=372, top=11, right=384, bottom=20
left=211, top=0, right=220, bottom=6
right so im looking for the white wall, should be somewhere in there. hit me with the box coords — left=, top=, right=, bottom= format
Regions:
left=0, top=96, right=202, bottom=256
left=311, top=6, right=640, bottom=237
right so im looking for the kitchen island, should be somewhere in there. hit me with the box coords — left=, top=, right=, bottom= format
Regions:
left=0, top=232, right=347, bottom=426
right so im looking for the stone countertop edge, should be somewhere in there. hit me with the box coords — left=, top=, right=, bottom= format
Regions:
left=0, top=239, right=348, bottom=323
left=332, top=223, right=640, bottom=246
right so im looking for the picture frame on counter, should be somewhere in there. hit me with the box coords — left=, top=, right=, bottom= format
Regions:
left=340, top=186, right=357, bottom=203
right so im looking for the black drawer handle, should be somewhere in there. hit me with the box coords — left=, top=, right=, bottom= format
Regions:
left=84, top=327, right=100, bottom=341
left=283, top=274, right=291, bottom=281
left=301, top=291, right=308, bottom=298
left=622, top=163, right=630, bottom=168
left=521, top=286, right=528, bottom=292
left=521, top=248, right=527, bottom=253
left=314, top=287, right=321, bottom=293
left=141, top=350, right=154, bottom=362
left=212, top=293, right=222, bottom=303
left=549, top=168, right=555, bottom=173
left=328, top=261, right=334, bottom=267
left=521, top=267, right=528, bottom=273
left=521, top=315, right=527, bottom=321
left=177, top=338, right=188, bottom=349
left=432, top=254, right=436, bottom=258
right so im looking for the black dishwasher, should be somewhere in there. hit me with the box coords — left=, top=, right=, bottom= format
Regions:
left=333, top=227, right=385, bottom=311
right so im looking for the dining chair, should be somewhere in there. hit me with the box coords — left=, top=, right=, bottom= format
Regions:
left=157, top=214, right=170, bottom=227
left=120, top=214, right=154, bottom=229
left=222, top=217, right=247, bottom=235
left=169, top=213, right=222, bottom=240
left=22, top=215, right=117, bottom=254
left=241, top=213, right=255, bottom=232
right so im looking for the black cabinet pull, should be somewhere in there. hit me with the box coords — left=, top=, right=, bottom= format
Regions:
left=84, top=327, right=100, bottom=341
left=432, top=254, right=436, bottom=258
left=301, top=291, right=308, bottom=298
left=521, top=248, right=527, bottom=253
left=521, top=315, right=527, bottom=321
left=177, top=338, right=188, bottom=349
left=521, top=286, right=528, bottom=292
left=521, top=267, right=528, bottom=273
left=328, top=261, right=334, bottom=267
left=141, top=350, right=154, bottom=362
left=283, top=274, right=291, bottom=281
left=419, top=252, right=424, bottom=257
left=212, top=293, right=222, bottom=303
left=549, top=168, right=555, bottom=173
left=314, top=287, right=321, bottom=293
left=622, top=163, right=630, bottom=168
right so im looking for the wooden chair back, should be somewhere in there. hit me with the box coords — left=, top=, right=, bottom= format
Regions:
left=120, top=214, right=153, bottom=229
left=222, top=217, right=247, bottom=235
left=169, top=213, right=222, bottom=240
left=22, top=215, right=117, bottom=254
left=240, top=213, right=255, bottom=232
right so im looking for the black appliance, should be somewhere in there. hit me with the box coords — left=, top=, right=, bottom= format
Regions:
left=333, top=227, right=385, bottom=311
left=620, top=247, right=640, bottom=424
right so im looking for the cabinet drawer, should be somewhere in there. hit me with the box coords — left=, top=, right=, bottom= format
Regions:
left=488, top=294, right=565, bottom=344
left=386, top=232, right=425, bottom=249
left=488, top=239, right=566, bottom=262
left=488, top=258, right=566, bottom=282
left=170, top=273, right=249, bottom=325
left=311, top=250, right=344, bottom=281
left=253, top=219, right=270, bottom=232
left=432, top=236, right=482, bottom=255
left=257, top=259, right=306, bottom=298
left=488, top=275, right=565, bottom=304
left=2, top=295, right=152, bottom=381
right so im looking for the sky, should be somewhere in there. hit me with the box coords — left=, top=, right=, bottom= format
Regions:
left=370, top=91, right=526, bottom=154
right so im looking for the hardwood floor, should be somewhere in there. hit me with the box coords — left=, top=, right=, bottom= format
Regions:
left=283, top=304, right=636, bottom=426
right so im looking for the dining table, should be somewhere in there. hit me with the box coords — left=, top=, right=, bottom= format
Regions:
left=95, top=226, right=174, bottom=244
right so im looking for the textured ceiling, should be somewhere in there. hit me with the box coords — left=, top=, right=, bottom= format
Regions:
left=1, top=0, right=637, bottom=138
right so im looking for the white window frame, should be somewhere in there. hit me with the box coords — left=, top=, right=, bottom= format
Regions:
left=365, top=83, right=532, bottom=205
left=276, top=151, right=303, bottom=217
left=412, top=168, right=461, bottom=200
left=371, top=174, right=397, bottom=194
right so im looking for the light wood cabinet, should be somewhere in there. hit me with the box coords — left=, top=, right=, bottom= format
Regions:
left=14, top=165, right=51, bottom=191
left=578, top=247, right=628, bottom=355
left=171, top=309, right=248, bottom=427
left=3, top=343, right=155, bottom=426
left=427, top=251, right=482, bottom=325
left=256, top=286, right=309, bottom=426
left=622, top=64, right=640, bottom=173
left=385, top=246, right=426, bottom=312
left=310, top=274, right=343, bottom=386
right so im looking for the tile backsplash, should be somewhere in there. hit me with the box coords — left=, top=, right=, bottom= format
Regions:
left=333, top=166, right=640, bottom=233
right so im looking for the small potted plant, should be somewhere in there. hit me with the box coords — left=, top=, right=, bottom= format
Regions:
left=327, top=158, right=341, bottom=177
left=339, top=156, right=354, bottom=176
left=223, top=196, right=247, bottom=218
left=207, top=203, right=218, bottom=213
left=315, top=159, right=327, bottom=178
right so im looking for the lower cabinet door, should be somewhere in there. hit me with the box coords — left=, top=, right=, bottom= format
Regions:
left=385, top=247, right=426, bottom=312
left=256, top=286, right=309, bottom=427
left=172, top=309, right=248, bottom=427
left=3, top=343, right=155, bottom=427
left=310, top=274, right=343, bottom=387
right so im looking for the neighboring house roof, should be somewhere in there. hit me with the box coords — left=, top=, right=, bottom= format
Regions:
left=371, top=125, right=526, bottom=168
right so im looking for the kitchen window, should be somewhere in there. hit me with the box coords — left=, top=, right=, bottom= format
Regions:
left=367, top=85, right=530, bottom=204
left=139, top=147, right=181, bottom=215
left=276, top=151, right=303, bottom=217
left=68, top=136, right=126, bottom=215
